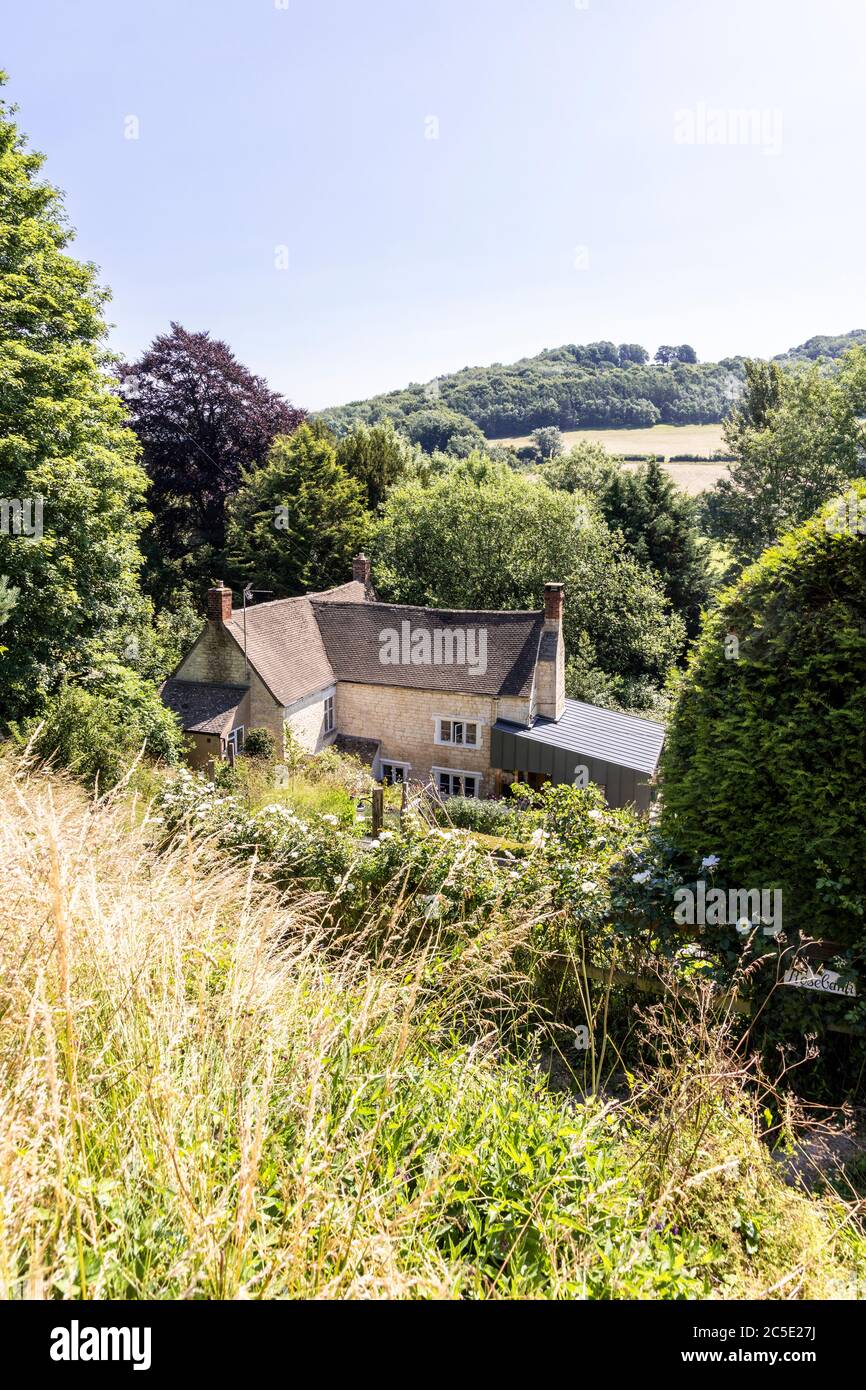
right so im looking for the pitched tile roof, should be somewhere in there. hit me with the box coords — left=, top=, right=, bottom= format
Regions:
left=311, top=601, right=544, bottom=697
left=161, top=680, right=246, bottom=736
left=222, top=581, right=368, bottom=707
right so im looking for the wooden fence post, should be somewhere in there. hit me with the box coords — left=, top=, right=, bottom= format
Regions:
left=371, top=787, right=384, bottom=838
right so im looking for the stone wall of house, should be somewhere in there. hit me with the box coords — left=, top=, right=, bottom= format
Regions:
left=177, top=621, right=246, bottom=685
left=336, top=683, right=532, bottom=794
left=284, top=685, right=337, bottom=753
left=174, top=622, right=284, bottom=739
left=186, top=731, right=222, bottom=771
left=497, top=694, right=533, bottom=725
left=535, top=629, right=565, bottom=721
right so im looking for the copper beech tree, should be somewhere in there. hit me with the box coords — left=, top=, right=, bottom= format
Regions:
left=119, top=324, right=305, bottom=603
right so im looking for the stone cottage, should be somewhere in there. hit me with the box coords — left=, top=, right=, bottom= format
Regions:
left=161, top=555, right=665, bottom=810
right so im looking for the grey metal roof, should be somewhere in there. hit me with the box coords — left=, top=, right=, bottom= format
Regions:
left=495, top=699, right=666, bottom=776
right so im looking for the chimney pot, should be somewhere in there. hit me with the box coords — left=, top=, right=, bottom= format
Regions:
left=544, top=582, right=564, bottom=625
left=207, top=581, right=233, bottom=624
left=352, top=553, right=371, bottom=585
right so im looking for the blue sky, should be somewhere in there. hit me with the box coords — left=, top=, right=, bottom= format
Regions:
left=4, top=0, right=865, bottom=409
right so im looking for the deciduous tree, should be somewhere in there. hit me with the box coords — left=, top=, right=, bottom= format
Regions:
left=705, top=350, right=866, bottom=562
left=120, top=324, right=305, bottom=602
left=372, top=457, right=683, bottom=710
left=0, top=78, right=150, bottom=720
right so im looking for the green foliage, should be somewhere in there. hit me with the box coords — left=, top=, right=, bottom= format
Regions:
left=0, top=573, right=18, bottom=654
left=661, top=483, right=866, bottom=951
left=226, top=423, right=370, bottom=595
left=7, top=754, right=865, bottom=1299
left=593, top=457, right=713, bottom=639
left=539, top=440, right=619, bottom=494
left=436, top=794, right=533, bottom=838
left=0, top=81, right=150, bottom=720
left=705, top=350, right=866, bottom=562
left=531, top=425, right=563, bottom=459
left=159, top=760, right=865, bottom=1091
left=545, top=448, right=714, bottom=638
left=774, top=330, right=866, bottom=364
left=334, top=418, right=419, bottom=510
left=0, top=573, right=17, bottom=627
left=283, top=736, right=373, bottom=796
left=243, top=726, right=277, bottom=760
left=318, top=341, right=745, bottom=440
left=403, top=406, right=486, bottom=455
left=14, top=664, right=183, bottom=788
left=371, top=458, right=684, bottom=709
left=655, top=344, right=698, bottom=365
left=276, top=778, right=357, bottom=825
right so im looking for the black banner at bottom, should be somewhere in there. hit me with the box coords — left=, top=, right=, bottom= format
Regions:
left=0, top=1296, right=855, bottom=1377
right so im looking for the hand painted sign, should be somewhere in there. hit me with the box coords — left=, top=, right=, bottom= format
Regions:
left=781, top=966, right=857, bottom=998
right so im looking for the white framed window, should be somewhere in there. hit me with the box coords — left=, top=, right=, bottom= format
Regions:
left=324, top=694, right=335, bottom=734
left=227, top=726, right=245, bottom=755
left=434, top=717, right=481, bottom=749
left=380, top=760, right=411, bottom=786
left=433, top=767, right=480, bottom=799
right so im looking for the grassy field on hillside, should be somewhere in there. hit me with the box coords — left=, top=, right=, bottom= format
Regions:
left=496, top=424, right=731, bottom=495
left=1, top=754, right=864, bottom=1300
left=621, top=458, right=730, bottom=495
left=496, top=423, right=728, bottom=457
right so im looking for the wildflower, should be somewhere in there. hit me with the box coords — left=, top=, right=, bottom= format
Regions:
left=581, top=880, right=598, bottom=894
left=701, top=854, right=720, bottom=870
left=632, top=870, right=652, bottom=884
left=735, top=918, right=751, bottom=935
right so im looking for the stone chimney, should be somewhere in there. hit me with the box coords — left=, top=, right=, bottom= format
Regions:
left=535, top=583, right=565, bottom=722
left=207, top=580, right=233, bottom=624
left=353, top=553, right=371, bottom=586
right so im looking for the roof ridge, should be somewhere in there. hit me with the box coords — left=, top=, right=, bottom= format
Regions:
left=227, top=593, right=313, bottom=618
left=165, top=678, right=249, bottom=690
left=226, top=580, right=369, bottom=618
left=309, top=599, right=544, bottom=618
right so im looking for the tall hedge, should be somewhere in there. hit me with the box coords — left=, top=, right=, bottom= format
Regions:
left=660, top=482, right=866, bottom=948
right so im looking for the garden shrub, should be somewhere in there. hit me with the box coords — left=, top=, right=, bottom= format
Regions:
left=243, top=727, right=277, bottom=760
left=436, top=795, right=531, bottom=838
left=661, top=483, right=866, bottom=953
left=12, top=665, right=183, bottom=788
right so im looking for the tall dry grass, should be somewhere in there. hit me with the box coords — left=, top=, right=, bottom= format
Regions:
left=0, top=752, right=863, bottom=1299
